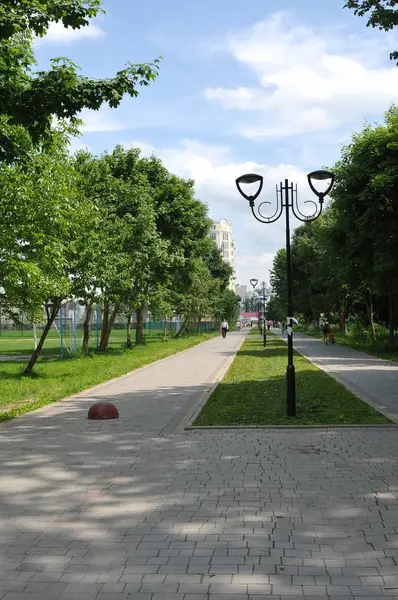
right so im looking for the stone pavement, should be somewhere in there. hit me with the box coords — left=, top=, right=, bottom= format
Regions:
left=2, top=332, right=398, bottom=599
left=276, top=330, right=398, bottom=422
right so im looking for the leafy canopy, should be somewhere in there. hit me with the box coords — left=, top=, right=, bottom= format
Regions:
left=345, top=0, right=398, bottom=62
left=0, top=1, right=160, bottom=162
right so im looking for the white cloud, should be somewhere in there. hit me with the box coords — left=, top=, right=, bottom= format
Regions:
left=121, top=139, right=314, bottom=286
left=67, top=138, right=92, bottom=154
left=204, top=11, right=398, bottom=138
left=37, top=21, right=105, bottom=45
left=80, top=109, right=126, bottom=133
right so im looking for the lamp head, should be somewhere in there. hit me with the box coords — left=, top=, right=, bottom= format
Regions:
left=250, top=278, right=258, bottom=289
left=236, top=173, right=264, bottom=202
left=307, top=169, right=335, bottom=199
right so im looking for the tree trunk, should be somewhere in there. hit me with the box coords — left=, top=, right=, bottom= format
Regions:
left=388, top=291, right=395, bottom=348
left=99, top=302, right=109, bottom=350
left=24, top=303, right=60, bottom=374
left=99, top=303, right=119, bottom=352
left=135, top=305, right=144, bottom=345
left=162, top=317, right=168, bottom=342
left=82, top=300, right=94, bottom=355
left=126, top=311, right=132, bottom=348
left=365, top=293, right=376, bottom=344
left=339, top=304, right=348, bottom=335
left=175, top=318, right=189, bottom=338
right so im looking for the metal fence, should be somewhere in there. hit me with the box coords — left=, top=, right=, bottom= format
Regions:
left=0, top=301, right=215, bottom=357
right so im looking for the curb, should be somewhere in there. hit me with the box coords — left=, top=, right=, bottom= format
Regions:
left=167, top=333, right=248, bottom=434
left=0, top=333, right=219, bottom=424
left=186, top=424, right=398, bottom=431
left=183, top=332, right=398, bottom=432
left=276, top=331, right=398, bottom=425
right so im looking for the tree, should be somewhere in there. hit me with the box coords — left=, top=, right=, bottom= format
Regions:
left=106, top=148, right=217, bottom=343
left=0, top=132, right=98, bottom=372
left=0, top=1, right=160, bottom=163
left=215, top=290, right=241, bottom=324
left=266, top=296, right=285, bottom=323
left=345, top=0, right=398, bottom=63
left=330, top=105, right=398, bottom=346
left=74, top=149, right=168, bottom=351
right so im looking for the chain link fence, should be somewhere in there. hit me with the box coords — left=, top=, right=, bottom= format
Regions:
left=0, top=301, right=215, bottom=358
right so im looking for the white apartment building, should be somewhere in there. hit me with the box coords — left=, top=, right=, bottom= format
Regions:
left=235, top=284, right=247, bottom=299
left=210, top=218, right=236, bottom=291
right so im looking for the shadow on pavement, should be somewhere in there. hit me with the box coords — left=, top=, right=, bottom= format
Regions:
left=1, top=400, right=398, bottom=596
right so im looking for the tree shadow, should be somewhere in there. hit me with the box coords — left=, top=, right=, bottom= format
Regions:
left=0, top=385, right=397, bottom=596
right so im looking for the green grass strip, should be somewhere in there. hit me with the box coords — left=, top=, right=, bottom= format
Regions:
left=0, top=333, right=217, bottom=422
left=194, top=334, right=390, bottom=426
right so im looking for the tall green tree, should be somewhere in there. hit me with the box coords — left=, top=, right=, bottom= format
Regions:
left=330, top=106, right=398, bottom=345
left=0, top=132, right=98, bottom=371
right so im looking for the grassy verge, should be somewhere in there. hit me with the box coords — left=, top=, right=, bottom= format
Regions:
left=194, top=334, right=390, bottom=426
left=0, top=332, right=217, bottom=422
left=0, top=328, right=186, bottom=356
left=295, top=324, right=398, bottom=363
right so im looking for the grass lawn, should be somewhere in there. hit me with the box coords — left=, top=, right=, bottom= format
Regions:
left=194, top=333, right=390, bottom=426
left=0, top=332, right=216, bottom=422
left=295, top=324, right=398, bottom=363
left=0, top=328, right=167, bottom=356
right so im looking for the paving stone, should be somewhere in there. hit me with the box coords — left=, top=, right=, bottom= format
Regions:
left=1, top=332, right=398, bottom=599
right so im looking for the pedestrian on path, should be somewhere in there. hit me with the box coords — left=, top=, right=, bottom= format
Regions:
left=221, top=319, right=229, bottom=338
left=321, top=320, right=331, bottom=344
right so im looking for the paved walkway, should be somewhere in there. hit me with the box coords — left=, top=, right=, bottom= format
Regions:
left=276, top=330, right=398, bottom=422
left=2, top=331, right=398, bottom=599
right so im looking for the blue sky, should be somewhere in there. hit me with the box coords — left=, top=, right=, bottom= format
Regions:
left=35, top=0, right=398, bottom=288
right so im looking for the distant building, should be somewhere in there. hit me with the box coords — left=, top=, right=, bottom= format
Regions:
left=210, top=218, right=236, bottom=291
left=235, top=284, right=247, bottom=299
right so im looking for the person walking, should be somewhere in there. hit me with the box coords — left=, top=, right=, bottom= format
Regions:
left=281, top=321, right=286, bottom=335
left=221, top=319, right=229, bottom=338
left=321, top=320, right=331, bottom=344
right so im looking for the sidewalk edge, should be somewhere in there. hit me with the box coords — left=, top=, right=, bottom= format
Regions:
left=277, top=331, right=398, bottom=425
left=169, top=334, right=247, bottom=434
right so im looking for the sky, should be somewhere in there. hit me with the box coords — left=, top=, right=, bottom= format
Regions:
left=34, top=0, right=398, bottom=289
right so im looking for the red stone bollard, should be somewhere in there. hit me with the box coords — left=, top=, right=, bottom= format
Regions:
left=88, top=402, right=119, bottom=420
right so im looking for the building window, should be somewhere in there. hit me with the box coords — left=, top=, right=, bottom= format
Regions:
left=211, top=224, right=216, bottom=230
left=223, top=251, right=229, bottom=259
left=223, top=232, right=229, bottom=241
left=210, top=233, right=216, bottom=239
left=222, top=242, right=229, bottom=249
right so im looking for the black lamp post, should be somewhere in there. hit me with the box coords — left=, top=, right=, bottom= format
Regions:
left=262, top=281, right=267, bottom=347
left=249, top=278, right=258, bottom=329
left=236, top=170, right=335, bottom=417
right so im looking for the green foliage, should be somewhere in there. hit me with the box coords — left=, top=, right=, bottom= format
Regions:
left=0, top=1, right=104, bottom=40
left=344, top=0, right=398, bottom=63
left=266, top=296, right=285, bottom=322
left=214, top=289, right=241, bottom=323
left=270, top=105, right=398, bottom=350
left=0, top=132, right=89, bottom=322
left=0, top=1, right=160, bottom=162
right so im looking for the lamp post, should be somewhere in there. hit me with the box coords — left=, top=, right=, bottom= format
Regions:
left=262, top=281, right=267, bottom=347
left=236, top=170, right=335, bottom=417
left=249, top=278, right=258, bottom=329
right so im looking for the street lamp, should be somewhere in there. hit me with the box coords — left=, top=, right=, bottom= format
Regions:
left=261, top=281, right=267, bottom=347
left=250, top=278, right=258, bottom=329
left=236, top=169, right=335, bottom=417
